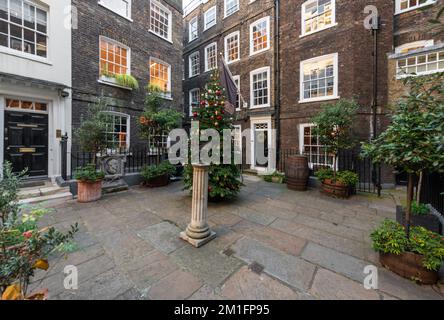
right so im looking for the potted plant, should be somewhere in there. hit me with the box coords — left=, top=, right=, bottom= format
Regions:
left=263, top=171, right=285, bottom=184
left=141, top=161, right=176, bottom=188
left=315, top=168, right=359, bottom=198
left=371, top=220, right=444, bottom=284
left=75, top=164, right=105, bottom=202
left=311, top=99, right=359, bottom=198
left=363, top=72, right=444, bottom=283
left=0, top=162, right=78, bottom=300
left=100, top=64, right=139, bottom=90
left=139, top=84, right=182, bottom=163
left=74, top=97, right=108, bottom=202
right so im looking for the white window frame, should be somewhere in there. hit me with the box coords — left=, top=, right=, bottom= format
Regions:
left=188, top=16, right=198, bottom=42
left=204, top=42, right=217, bottom=72
left=189, top=88, right=200, bottom=116
left=103, top=111, right=131, bottom=151
left=189, top=51, right=200, bottom=78
left=396, top=48, right=444, bottom=79
left=232, top=75, right=241, bottom=111
left=98, top=36, right=132, bottom=89
left=224, top=0, right=239, bottom=18
left=395, top=0, right=437, bottom=15
left=299, top=123, right=335, bottom=170
left=249, top=16, right=270, bottom=56
left=299, top=53, right=339, bottom=103
left=300, top=0, right=337, bottom=37
left=0, top=0, right=50, bottom=62
left=204, top=6, right=217, bottom=30
left=149, top=0, right=172, bottom=43
left=250, top=66, right=271, bottom=109
left=149, top=57, right=172, bottom=98
left=225, top=31, right=240, bottom=64
left=98, top=0, right=132, bottom=21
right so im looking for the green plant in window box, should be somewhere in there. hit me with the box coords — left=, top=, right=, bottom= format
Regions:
left=115, top=74, right=139, bottom=90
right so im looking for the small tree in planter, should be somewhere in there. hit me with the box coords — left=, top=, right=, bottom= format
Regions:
left=74, top=97, right=108, bottom=202
left=183, top=72, right=243, bottom=202
left=311, top=99, right=360, bottom=198
left=139, top=85, right=181, bottom=187
left=0, top=162, right=78, bottom=299
left=363, top=72, right=444, bottom=283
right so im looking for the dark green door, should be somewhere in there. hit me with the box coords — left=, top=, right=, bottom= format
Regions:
left=4, top=111, right=48, bottom=177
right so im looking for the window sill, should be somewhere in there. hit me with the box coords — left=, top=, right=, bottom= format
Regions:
left=227, top=58, right=240, bottom=65
left=98, top=2, right=133, bottom=22
left=188, top=74, right=200, bottom=79
left=223, top=9, right=240, bottom=19
left=189, top=37, right=198, bottom=43
left=249, top=47, right=271, bottom=57
left=149, top=30, right=173, bottom=44
left=204, top=24, right=216, bottom=32
left=300, top=23, right=338, bottom=38
left=98, top=77, right=133, bottom=91
left=250, top=104, right=271, bottom=109
left=0, top=47, right=52, bottom=65
left=396, top=69, right=443, bottom=79
left=298, top=96, right=340, bottom=104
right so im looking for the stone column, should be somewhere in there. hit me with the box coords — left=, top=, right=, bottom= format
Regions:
left=180, top=164, right=216, bottom=247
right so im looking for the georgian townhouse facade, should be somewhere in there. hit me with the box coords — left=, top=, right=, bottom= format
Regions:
left=387, top=0, right=443, bottom=104
left=0, top=0, right=72, bottom=179
left=71, top=0, right=183, bottom=157
left=183, top=0, right=278, bottom=173
left=279, top=0, right=394, bottom=172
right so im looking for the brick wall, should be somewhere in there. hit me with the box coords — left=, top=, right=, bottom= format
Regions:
left=72, top=0, right=183, bottom=148
left=182, top=0, right=276, bottom=128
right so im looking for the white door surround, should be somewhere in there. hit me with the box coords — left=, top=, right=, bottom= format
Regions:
left=250, top=116, right=275, bottom=173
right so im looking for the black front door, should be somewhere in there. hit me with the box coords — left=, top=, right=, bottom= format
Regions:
left=5, top=111, right=48, bottom=177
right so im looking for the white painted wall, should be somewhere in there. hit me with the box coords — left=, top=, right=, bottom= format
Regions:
left=0, top=0, right=72, bottom=87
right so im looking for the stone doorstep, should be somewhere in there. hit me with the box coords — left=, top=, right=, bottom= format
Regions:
left=19, top=192, right=73, bottom=205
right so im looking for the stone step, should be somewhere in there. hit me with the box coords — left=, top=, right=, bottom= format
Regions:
left=19, top=192, right=73, bottom=205
left=18, top=185, right=70, bottom=200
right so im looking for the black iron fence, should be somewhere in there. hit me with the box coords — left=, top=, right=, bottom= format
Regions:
left=420, top=172, right=444, bottom=216
left=277, top=147, right=379, bottom=194
left=68, top=145, right=168, bottom=179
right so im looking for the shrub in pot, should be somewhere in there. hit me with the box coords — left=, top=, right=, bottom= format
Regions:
left=396, top=202, right=440, bottom=234
left=75, top=164, right=105, bottom=203
left=363, top=73, right=444, bottom=282
left=74, top=97, right=109, bottom=202
left=0, top=162, right=78, bottom=299
left=371, top=220, right=444, bottom=284
left=141, top=161, right=176, bottom=188
left=315, top=168, right=359, bottom=198
left=310, top=99, right=359, bottom=198
left=263, top=171, right=285, bottom=184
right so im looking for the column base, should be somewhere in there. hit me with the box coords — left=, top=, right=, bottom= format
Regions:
left=180, top=230, right=216, bottom=248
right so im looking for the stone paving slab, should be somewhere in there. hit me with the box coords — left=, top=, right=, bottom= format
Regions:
left=309, top=268, right=381, bottom=300
left=137, top=221, right=186, bottom=254
left=147, top=269, right=202, bottom=300
left=301, top=242, right=370, bottom=283
left=231, top=237, right=316, bottom=291
left=188, top=285, right=224, bottom=300
left=171, top=244, right=243, bottom=288
left=220, top=266, right=304, bottom=300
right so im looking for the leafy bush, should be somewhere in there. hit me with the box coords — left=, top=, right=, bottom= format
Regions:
left=0, top=162, right=78, bottom=299
left=74, top=164, right=105, bottom=182
left=315, top=168, right=358, bottom=186
left=141, top=161, right=176, bottom=181
left=411, top=201, right=430, bottom=216
left=263, top=171, right=285, bottom=183
left=371, top=220, right=444, bottom=271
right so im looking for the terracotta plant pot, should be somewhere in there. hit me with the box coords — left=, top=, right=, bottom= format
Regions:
left=143, top=174, right=170, bottom=188
left=77, top=180, right=102, bottom=203
left=379, top=252, right=439, bottom=285
left=320, top=179, right=351, bottom=198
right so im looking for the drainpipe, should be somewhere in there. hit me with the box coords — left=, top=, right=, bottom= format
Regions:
left=274, top=0, right=281, bottom=168
left=371, top=14, right=382, bottom=197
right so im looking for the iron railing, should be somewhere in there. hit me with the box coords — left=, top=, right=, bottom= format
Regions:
left=420, top=172, right=444, bottom=216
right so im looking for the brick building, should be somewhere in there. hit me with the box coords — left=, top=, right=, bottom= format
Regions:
left=183, top=0, right=278, bottom=173
left=71, top=0, right=183, bottom=155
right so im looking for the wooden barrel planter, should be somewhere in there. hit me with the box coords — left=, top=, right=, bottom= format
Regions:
left=380, top=252, right=439, bottom=285
left=320, top=179, right=350, bottom=198
left=285, top=156, right=309, bottom=191
left=143, top=174, right=170, bottom=188
left=77, top=180, right=102, bottom=203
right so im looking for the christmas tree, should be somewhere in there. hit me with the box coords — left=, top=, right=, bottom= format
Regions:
left=183, top=71, right=243, bottom=201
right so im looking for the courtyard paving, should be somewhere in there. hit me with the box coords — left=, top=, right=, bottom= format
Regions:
left=30, top=175, right=444, bottom=300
